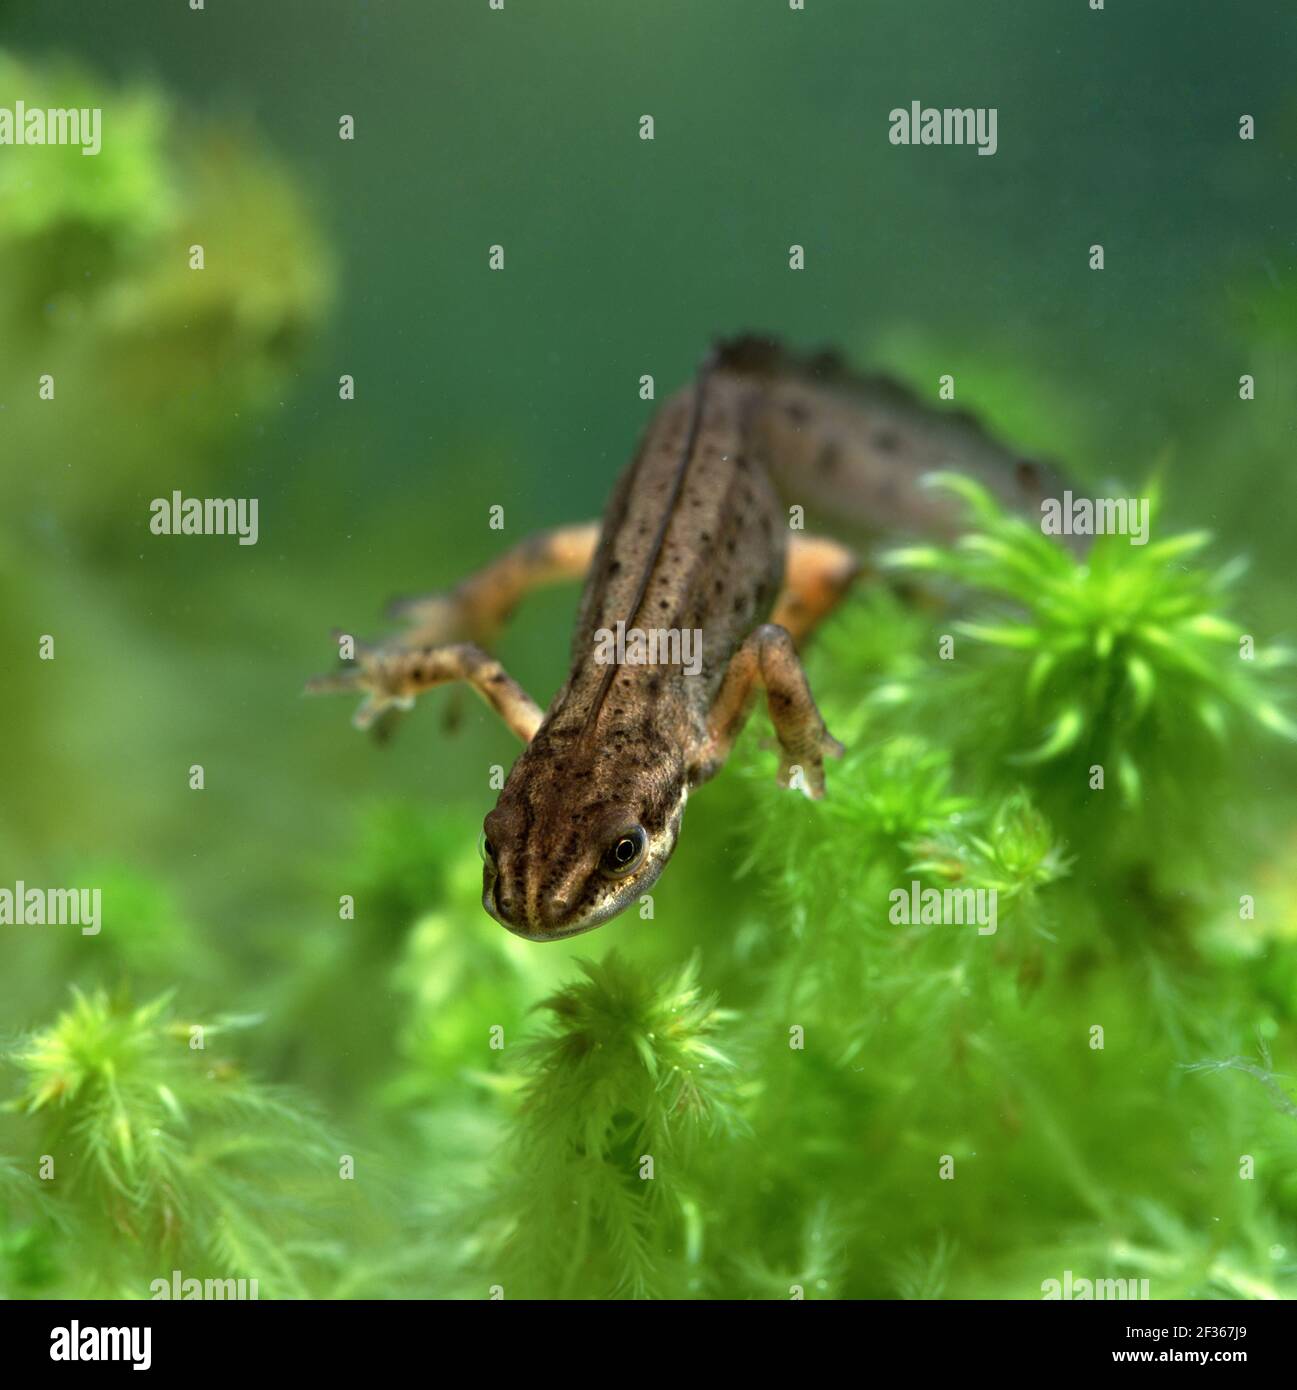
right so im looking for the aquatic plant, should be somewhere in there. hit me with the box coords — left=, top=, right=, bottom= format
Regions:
left=0, top=989, right=351, bottom=1298
left=875, top=474, right=1296, bottom=868
left=453, top=477, right=1294, bottom=1299
left=0, top=49, right=334, bottom=519
left=474, top=953, right=742, bottom=1299
left=4, top=455, right=1293, bottom=1302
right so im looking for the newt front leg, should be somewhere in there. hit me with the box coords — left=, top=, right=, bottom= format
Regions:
left=308, top=522, right=599, bottom=739
left=305, top=639, right=544, bottom=741
left=692, top=531, right=858, bottom=795
left=696, top=623, right=844, bottom=799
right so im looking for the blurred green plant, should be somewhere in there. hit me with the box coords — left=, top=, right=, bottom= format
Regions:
left=0, top=988, right=353, bottom=1298
left=6, top=472, right=1292, bottom=1301
left=908, top=789, right=1072, bottom=915
left=0, top=48, right=334, bottom=519
left=879, top=474, right=1296, bottom=819
left=475, top=953, right=743, bottom=1299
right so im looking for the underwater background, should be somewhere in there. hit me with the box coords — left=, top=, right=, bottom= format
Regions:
left=1, top=0, right=1296, bottom=1298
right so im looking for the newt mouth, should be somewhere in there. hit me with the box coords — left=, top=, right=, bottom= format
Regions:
left=483, top=881, right=640, bottom=941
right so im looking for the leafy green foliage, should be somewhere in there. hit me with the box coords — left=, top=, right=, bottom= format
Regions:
left=476, top=953, right=742, bottom=1298
left=1, top=989, right=354, bottom=1297
left=4, top=479, right=1295, bottom=1300
left=0, top=47, right=335, bottom=522
left=885, top=475, right=1296, bottom=782
left=877, top=475, right=1296, bottom=870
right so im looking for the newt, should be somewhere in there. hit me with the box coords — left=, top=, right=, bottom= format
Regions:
left=306, top=336, right=1067, bottom=941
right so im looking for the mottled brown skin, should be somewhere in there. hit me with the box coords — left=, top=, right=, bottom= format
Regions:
left=307, top=336, right=1070, bottom=940
left=719, top=335, right=1073, bottom=547
left=483, top=371, right=819, bottom=937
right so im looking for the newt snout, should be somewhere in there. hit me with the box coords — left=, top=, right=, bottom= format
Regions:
left=480, top=730, right=688, bottom=940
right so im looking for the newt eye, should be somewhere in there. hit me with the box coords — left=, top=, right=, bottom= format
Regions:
left=601, top=826, right=647, bottom=878
left=479, top=831, right=496, bottom=867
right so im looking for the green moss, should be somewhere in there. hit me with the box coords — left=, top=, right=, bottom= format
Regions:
left=473, top=953, right=742, bottom=1299
left=4, top=481, right=1294, bottom=1299
left=0, top=989, right=359, bottom=1297
left=877, top=475, right=1296, bottom=870
left=0, top=48, right=335, bottom=520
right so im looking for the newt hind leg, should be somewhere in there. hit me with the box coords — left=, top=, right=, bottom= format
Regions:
left=771, top=533, right=863, bottom=646
left=388, top=521, right=601, bottom=648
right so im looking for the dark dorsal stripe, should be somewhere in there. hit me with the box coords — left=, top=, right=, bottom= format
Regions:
left=579, top=360, right=715, bottom=739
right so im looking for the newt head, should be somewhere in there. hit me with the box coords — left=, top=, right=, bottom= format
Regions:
left=479, top=733, right=688, bottom=941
